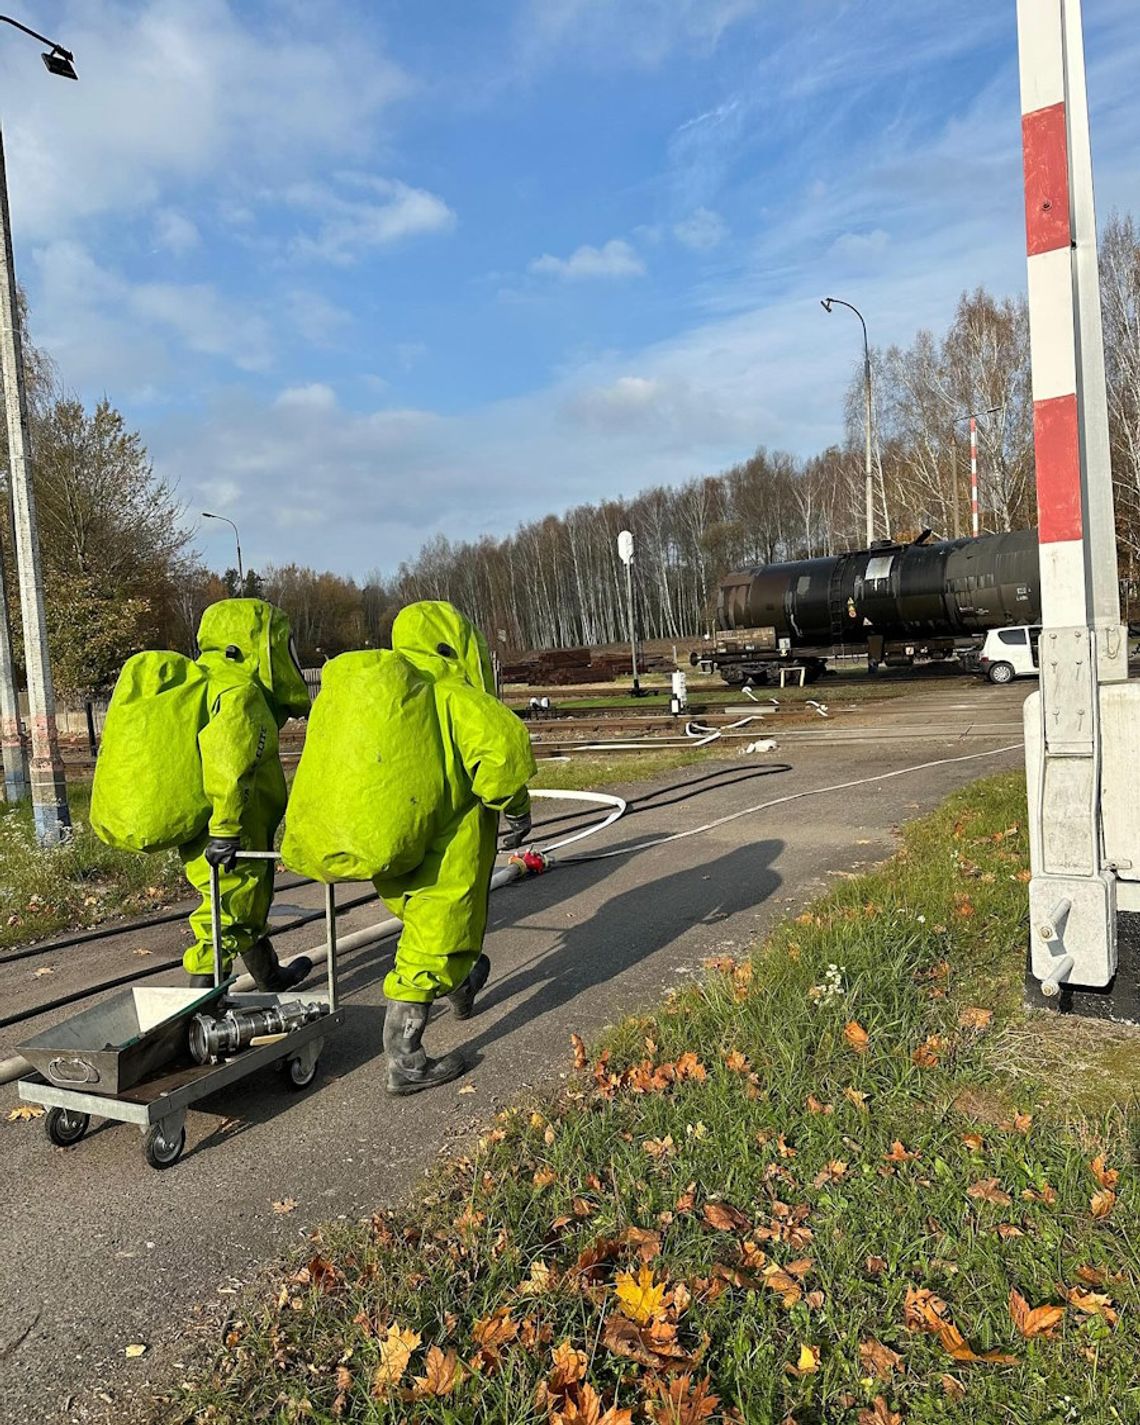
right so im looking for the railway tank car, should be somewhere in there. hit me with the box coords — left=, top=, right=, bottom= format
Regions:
left=709, top=528, right=1040, bottom=681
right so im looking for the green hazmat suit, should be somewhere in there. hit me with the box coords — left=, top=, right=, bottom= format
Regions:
left=375, top=601, right=536, bottom=1003
left=181, top=599, right=311, bottom=977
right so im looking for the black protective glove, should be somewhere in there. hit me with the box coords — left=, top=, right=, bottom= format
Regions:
left=498, top=811, right=532, bottom=852
left=204, top=836, right=241, bottom=872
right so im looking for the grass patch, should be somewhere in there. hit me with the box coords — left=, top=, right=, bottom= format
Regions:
left=0, top=783, right=184, bottom=950
left=533, top=749, right=716, bottom=792
left=160, top=774, right=1140, bottom=1425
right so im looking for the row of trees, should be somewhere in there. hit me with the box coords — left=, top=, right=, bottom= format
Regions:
left=6, top=215, right=1140, bottom=689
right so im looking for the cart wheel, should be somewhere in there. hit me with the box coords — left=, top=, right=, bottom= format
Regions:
left=143, top=1122, right=186, bottom=1169
left=45, top=1106, right=90, bottom=1147
left=285, top=1053, right=320, bottom=1090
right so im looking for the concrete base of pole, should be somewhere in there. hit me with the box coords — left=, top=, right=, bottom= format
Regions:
left=30, top=762, right=70, bottom=845
left=1023, top=911, right=1140, bottom=1024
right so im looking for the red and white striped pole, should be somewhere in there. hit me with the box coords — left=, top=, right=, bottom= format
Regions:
left=969, top=416, right=980, bottom=538
left=1018, top=0, right=1120, bottom=642
left=1018, top=0, right=1127, bottom=1001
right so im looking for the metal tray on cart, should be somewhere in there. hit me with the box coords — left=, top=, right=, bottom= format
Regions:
left=17, top=853, right=344, bottom=1169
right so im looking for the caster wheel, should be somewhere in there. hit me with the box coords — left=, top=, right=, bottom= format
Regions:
left=45, top=1106, right=90, bottom=1147
left=143, top=1122, right=186, bottom=1169
left=285, top=1054, right=319, bottom=1090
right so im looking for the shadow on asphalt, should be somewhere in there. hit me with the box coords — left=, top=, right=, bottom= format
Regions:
left=462, top=835, right=784, bottom=1057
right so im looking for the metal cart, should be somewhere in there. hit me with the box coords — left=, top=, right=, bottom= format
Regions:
left=17, top=853, right=344, bottom=1169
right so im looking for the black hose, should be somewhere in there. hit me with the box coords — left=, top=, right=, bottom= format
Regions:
left=0, top=889, right=379, bottom=1032
left=0, top=872, right=317, bottom=967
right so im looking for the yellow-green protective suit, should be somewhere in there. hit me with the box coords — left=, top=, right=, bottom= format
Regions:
left=181, top=599, right=311, bottom=976
left=375, top=602, right=536, bottom=1002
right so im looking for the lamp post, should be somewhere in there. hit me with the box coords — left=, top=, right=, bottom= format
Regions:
left=202, top=511, right=244, bottom=587
left=0, top=17, right=77, bottom=843
left=821, top=296, right=874, bottom=548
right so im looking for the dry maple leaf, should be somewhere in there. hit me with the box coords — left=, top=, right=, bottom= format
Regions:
left=805, top=1094, right=834, bottom=1115
left=996, top=1224, right=1024, bottom=1241
left=644, top=1136, right=676, bottom=1160
left=940, top=1374, right=966, bottom=1402
left=858, top=1398, right=902, bottom=1425
left=646, top=1373, right=719, bottom=1425
left=601, top=1314, right=677, bottom=1370
left=1076, top=1265, right=1107, bottom=1286
left=967, top=1178, right=1013, bottom=1208
left=912, top=1035, right=944, bottom=1068
left=534, top=1166, right=557, bottom=1189
left=1064, top=1287, right=1118, bottom=1324
left=961, top=1131, right=985, bottom=1152
left=904, top=1286, right=950, bottom=1333
left=958, top=1006, right=993, bottom=1030
left=619, top=1226, right=662, bottom=1262
left=812, top=1159, right=848, bottom=1189
left=413, top=1345, right=461, bottom=1398
left=1021, top=1183, right=1057, bottom=1206
left=937, top=1321, right=1019, bottom=1365
left=1008, top=1289, right=1064, bottom=1339
left=472, top=1309, right=518, bottom=1352
left=702, top=1201, right=750, bottom=1233
left=615, top=1263, right=667, bottom=1325
left=859, top=1338, right=904, bottom=1379
left=1012, top=1110, right=1033, bottom=1135
left=1090, top=1156, right=1119, bottom=1190
left=5, top=1105, right=44, bottom=1123
left=271, top=1197, right=299, bottom=1215
left=1090, top=1189, right=1116, bottom=1220
left=761, top=1265, right=802, bottom=1307
left=844, top=1021, right=870, bottom=1053
left=518, top=1260, right=557, bottom=1296
left=884, top=1141, right=919, bottom=1163
left=724, top=1050, right=751, bottom=1074
left=372, top=1324, right=421, bottom=1393
left=866, top=1255, right=888, bottom=1275
left=571, top=1034, right=589, bottom=1071
left=549, top=1339, right=588, bottom=1391
left=844, top=1086, right=870, bottom=1112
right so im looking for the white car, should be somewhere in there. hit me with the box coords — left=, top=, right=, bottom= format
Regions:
left=974, top=625, right=1041, bottom=684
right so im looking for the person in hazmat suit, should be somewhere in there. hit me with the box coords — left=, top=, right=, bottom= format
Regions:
left=183, top=598, right=314, bottom=991
left=374, top=601, right=536, bottom=1095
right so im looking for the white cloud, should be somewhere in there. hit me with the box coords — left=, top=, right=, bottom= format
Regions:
left=529, top=239, right=645, bottom=280
left=275, top=383, right=338, bottom=411
left=2, top=0, right=414, bottom=240
left=287, top=177, right=456, bottom=264
left=828, top=228, right=891, bottom=262
left=513, top=0, right=758, bottom=71
left=673, top=207, right=728, bottom=251
left=131, top=281, right=273, bottom=371
left=152, top=209, right=200, bottom=255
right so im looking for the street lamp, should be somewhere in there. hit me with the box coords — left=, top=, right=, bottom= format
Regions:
left=0, top=16, right=78, bottom=843
left=202, top=511, right=244, bottom=586
left=821, top=296, right=874, bottom=549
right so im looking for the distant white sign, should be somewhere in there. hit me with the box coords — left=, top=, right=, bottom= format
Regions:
left=617, top=530, right=634, bottom=565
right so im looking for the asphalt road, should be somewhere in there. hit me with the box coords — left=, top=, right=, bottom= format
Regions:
left=0, top=680, right=1028, bottom=1424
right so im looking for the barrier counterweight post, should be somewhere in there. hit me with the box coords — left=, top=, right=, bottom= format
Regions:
left=969, top=417, right=979, bottom=538
left=1018, top=0, right=1131, bottom=1012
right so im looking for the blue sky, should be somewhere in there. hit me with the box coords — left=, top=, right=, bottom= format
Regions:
left=4, top=0, right=1139, bottom=578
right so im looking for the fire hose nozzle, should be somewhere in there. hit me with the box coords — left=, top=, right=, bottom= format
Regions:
left=189, top=1000, right=329, bottom=1064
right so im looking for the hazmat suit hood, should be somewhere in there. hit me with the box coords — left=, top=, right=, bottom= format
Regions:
left=195, top=598, right=311, bottom=725
left=391, top=601, right=495, bottom=692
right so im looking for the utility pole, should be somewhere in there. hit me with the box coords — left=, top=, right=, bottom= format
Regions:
left=617, top=530, right=640, bottom=696
left=0, top=19, right=77, bottom=843
left=0, top=511, right=27, bottom=800
left=1017, top=0, right=1140, bottom=1018
left=821, top=297, right=874, bottom=548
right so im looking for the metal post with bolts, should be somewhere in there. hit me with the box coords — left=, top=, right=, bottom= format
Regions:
left=0, top=129, right=68, bottom=843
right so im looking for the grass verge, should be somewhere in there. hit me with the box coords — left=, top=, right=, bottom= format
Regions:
left=532, top=749, right=716, bottom=792
left=0, top=783, right=184, bottom=951
left=161, top=774, right=1139, bottom=1423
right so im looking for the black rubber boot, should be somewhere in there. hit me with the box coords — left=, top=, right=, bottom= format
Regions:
left=383, top=998, right=467, bottom=1096
left=187, top=973, right=215, bottom=990
left=241, top=938, right=312, bottom=992
left=446, top=954, right=490, bottom=1021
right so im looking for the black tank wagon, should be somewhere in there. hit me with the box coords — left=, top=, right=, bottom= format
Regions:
left=698, top=528, right=1041, bottom=684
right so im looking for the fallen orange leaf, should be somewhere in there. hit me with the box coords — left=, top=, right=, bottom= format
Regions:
left=859, top=1338, right=904, bottom=1379
left=413, top=1345, right=462, bottom=1398
left=967, top=1178, right=1013, bottom=1207
left=857, top=1398, right=902, bottom=1425
left=958, top=1006, right=993, bottom=1030
left=1091, top=1189, right=1116, bottom=1220
left=844, top=1021, right=870, bottom=1053
left=1090, top=1156, right=1119, bottom=1190
left=372, top=1323, right=421, bottom=1394
left=1008, top=1289, right=1064, bottom=1339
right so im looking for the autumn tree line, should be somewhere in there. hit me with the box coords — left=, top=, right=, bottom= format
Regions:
left=5, top=215, right=1140, bottom=696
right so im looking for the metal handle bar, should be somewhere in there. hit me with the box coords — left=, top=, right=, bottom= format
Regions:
left=208, top=854, right=337, bottom=1010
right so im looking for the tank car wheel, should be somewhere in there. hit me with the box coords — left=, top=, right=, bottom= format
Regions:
left=45, top=1106, right=90, bottom=1147
left=143, top=1121, right=186, bottom=1169
left=987, top=661, right=1014, bottom=685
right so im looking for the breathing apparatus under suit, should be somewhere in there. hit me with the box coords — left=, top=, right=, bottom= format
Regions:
left=182, top=599, right=313, bottom=989
left=375, top=601, right=536, bottom=1095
